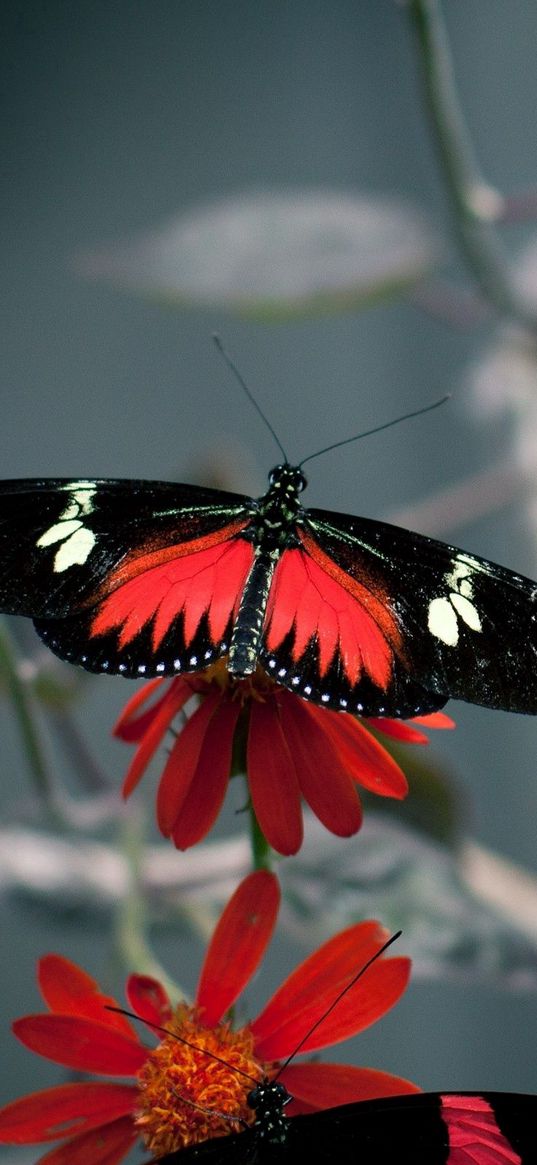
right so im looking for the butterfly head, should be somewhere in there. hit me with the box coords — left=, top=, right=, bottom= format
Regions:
left=246, top=1079, right=292, bottom=1145
left=268, top=464, right=307, bottom=495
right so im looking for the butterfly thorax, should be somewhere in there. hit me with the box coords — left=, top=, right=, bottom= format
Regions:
left=246, top=1079, right=292, bottom=1146
left=248, top=464, right=307, bottom=551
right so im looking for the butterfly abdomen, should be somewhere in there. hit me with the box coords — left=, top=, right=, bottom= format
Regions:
left=228, top=548, right=280, bottom=676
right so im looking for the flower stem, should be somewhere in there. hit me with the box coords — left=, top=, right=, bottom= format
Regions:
left=248, top=795, right=273, bottom=871
left=407, top=0, right=537, bottom=327
left=0, top=621, right=61, bottom=822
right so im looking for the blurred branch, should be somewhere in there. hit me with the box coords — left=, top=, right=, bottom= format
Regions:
left=387, top=461, right=526, bottom=537
left=461, top=842, right=537, bottom=941
left=407, top=0, right=537, bottom=328
left=500, top=188, right=537, bottom=226
left=410, top=279, right=490, bottom=329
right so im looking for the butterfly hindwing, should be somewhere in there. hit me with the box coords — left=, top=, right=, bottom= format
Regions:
left=259, top=521, right=445, bottom=717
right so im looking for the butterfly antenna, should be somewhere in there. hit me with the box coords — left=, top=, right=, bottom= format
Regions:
left=273, top=930, right=402, bottom=1081
left=298, top=396, right=450, bottom=469
left=106, top=1005, right=260, bottom=1087
left=213, top=334, right=289, bottom=464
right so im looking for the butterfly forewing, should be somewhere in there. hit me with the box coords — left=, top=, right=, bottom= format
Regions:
left=0, top=478, right=252, bottom=618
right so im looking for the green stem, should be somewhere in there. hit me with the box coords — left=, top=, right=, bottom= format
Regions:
left=248, top=794, right=273, bottom=871
left=0, top=621, right=62, bottom=822
left=407, top=0, right=537, bottom=327
left=114, top=807, right=185, bottom=1005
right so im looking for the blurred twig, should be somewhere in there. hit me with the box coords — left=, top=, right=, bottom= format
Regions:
left=387, top=462, right=526, bottom=537
left=408, top=0, right=537, bottom=329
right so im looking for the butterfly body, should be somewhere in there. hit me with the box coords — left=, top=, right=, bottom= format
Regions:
left=154, top=1089, right=537, bottom=1164
left=1, top=468, right=537, bottom=717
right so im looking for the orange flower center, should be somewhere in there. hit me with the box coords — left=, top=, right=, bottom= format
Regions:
left=199, top=659, right=277, bottom=706
left=135, top=1004, right=265, bottom=1155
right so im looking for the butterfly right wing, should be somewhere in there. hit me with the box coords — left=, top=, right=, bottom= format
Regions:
left=0, top=478, right=255, bottom=677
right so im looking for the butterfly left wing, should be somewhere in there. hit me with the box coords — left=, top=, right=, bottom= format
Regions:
left=259, top=506, right=537, bottom=717
left=0, top=478, right=255, bottom=676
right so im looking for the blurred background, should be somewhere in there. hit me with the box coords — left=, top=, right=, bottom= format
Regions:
left=1, top=0, right=537, bottom=1146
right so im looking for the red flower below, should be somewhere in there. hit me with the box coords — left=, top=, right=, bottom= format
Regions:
left=0, top=872, right=418, bottom=1165
left=114, top=663, right=454, bottom=855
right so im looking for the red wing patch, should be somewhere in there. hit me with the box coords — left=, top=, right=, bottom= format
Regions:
left=90, top=536, right=254, bottom=651
left=264, top=537, right=402, bottom=691
left=441, top=1095, right=522, bottom=1165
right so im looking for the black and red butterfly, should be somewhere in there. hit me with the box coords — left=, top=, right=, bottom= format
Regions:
left=153, top=1085, right=536, bottom=1163
left=0, top=461, right=537, bottom=718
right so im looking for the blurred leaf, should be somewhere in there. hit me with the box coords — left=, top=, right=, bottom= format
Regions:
left=2, top=816, right=537, bottom=988
left=77, top=190, right=439, bottom=319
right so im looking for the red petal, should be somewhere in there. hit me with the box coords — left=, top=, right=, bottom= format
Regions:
left=196, top=871, right=280, bottom=1026
left=0, top=1083, right=136, bottom=1143
left=13, top=1015, right=148, bottom=1076
left=35, top=1115, right=137, bottom=1165
left=251, top=920, right=410, bottom=1060
left=156, top=689, right=221, bottom=834
left=38, top=956, right=99, bottom=1012
left=309, top=706, right=408, bottom=798
left=169, top=696, right=241, bottom=849
left=126, top=975, right=172, bottom=1027
left=281, top=1062, right=420, bottom=1114
left=112, top=678, right=166, bottom=741
left=366, top=718, right=430, bottom=745
left=247, top=699, right=303, bottom=856
left=37, top=957, right=136, bottom=1038
left=412, top=711, right=455, bottom=730
left=279, top=696, right=362, bottom=836
left=122, top=679, right=195, bottom=798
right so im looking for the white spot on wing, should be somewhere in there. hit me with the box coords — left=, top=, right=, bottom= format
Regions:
left=428, top=596, right=459, bottom=646
left=37, top=485, right=97, bottom=572
left=450, top=592, right=482, bottom=632
left=52, top=526, right=96, bottom=572
left=428, top=556, right=484, bottom=644
left=37, top=519, right=83, bottom=548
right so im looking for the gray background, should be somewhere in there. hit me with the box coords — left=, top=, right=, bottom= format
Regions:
left=1, top=0, right=537, bottom=1137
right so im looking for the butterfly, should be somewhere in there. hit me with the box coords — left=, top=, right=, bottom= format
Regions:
left=153, top=1083, right=537, bottom=1164
left=0, top=463, right=537, bottom=718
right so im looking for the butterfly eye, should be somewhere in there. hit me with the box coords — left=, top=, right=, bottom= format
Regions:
left=268, top=465, right=286, bottom=485
left=246, top=1085, right=261, bottom=1108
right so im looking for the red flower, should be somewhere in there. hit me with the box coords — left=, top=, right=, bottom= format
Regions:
left=0, top=872, right=417, bottom=1165
left=114, top=663, right=454, bottom=855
